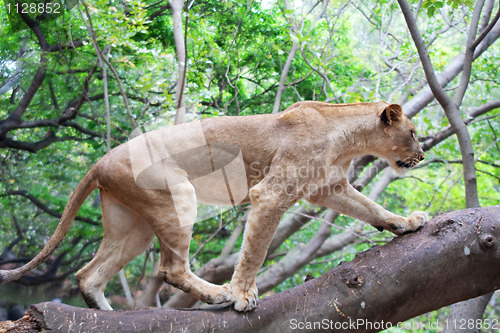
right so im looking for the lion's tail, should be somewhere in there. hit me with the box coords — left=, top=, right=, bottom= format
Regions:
left=0, top=167, right=98, bottom=284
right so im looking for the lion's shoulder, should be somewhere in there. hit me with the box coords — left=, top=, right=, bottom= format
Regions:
left=277, top=101, right=323, bottom=125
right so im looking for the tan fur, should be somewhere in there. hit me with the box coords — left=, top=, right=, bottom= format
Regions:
left=0, top=101, right=427, bottom=312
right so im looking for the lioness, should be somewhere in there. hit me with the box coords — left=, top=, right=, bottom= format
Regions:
left=0, top=101, right=427, bottom=312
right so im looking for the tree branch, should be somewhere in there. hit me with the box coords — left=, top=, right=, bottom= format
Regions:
left=397, top=0, right=480, bottom=208
left=472, top=0, right=500, bottom=49
left=170, top=0, right=188, bottom=124
left=0, top=55, right=47, bottom=127
left=5, top=206, right=499, bottom=332
left=80, top=1, right=137, bottom=129
left=403, top=16, right=500, bottom=119
left=47, top=40, right=87, bottom=53
left=2, top=190, right=99, bottom=226
left=452, top=0, right=485, bottom=106
left=255, top=211, right=334, bottom=293
left=272, top=42, right=299, bottom=114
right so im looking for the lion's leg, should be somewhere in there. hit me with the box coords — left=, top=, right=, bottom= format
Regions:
left=75, top=192, right=154, bottom=310
left=230, top=178, right=299, bottom=312
left=155, top=227, right=231, bottom=305
left=308, top=179, right=428, bottom=234
left=147, top=180, right=231, bottom=305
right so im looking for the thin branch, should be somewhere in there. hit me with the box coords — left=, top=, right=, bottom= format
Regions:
left=2, top=190, right=99, bottom=226
left=80, top=1, right=137, bottom=129
left=472, top=0, right=500, bottom=49
left=47, top=41, right=87, bottom=52
left=468, top=99, right=500, bottom=117
left=0, top=134, right=92, bottom=153
left=452, top=0, right=486, bottom=107
left=272, top=42, right=299, bottom=114
left=189, top=211, right=240, bottom=262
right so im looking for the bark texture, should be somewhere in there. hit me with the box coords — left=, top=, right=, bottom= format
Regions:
left=1, top=205, right=499, bottom=332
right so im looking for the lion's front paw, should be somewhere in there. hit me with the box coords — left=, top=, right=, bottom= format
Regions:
left=394, top=211, right=428, bottom=235
left=231, top=282, right=258, bottom=312
left=407, top=211, right=428, bottom=230
left=211, top=283, right=232, bottom=304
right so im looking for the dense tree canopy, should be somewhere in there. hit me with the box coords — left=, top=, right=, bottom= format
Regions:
left=0, top=0, right=499, bottom=329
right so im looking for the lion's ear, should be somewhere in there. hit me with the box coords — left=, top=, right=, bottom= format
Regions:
left=380, top=104, right=403, bottom=126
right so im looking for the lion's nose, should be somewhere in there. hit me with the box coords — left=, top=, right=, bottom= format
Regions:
left=418, top=153, right=425, bottom=161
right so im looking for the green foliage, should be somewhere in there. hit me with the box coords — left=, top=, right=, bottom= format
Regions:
left=422, top=0, right=474, bottom=17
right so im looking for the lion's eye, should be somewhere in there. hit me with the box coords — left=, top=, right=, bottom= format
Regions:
left=410, top=130, right=417, bottom=141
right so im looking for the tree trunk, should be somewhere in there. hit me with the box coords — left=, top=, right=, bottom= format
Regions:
left=170, top=0, right=187, bottom=125
left=444, top=293, right=493, bottom=333
left=2, top=205, right=499, bottom=332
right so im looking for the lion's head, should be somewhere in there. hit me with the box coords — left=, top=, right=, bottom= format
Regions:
left=377, top=104, right=425, bottom=174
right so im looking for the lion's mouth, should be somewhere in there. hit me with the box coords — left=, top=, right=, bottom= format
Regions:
left=396, top=160, right=413, bottom=169
left=395, top=152, right=424, bottom=170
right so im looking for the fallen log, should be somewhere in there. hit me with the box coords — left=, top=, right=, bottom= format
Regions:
left=1, top=205, right=499, bottom=333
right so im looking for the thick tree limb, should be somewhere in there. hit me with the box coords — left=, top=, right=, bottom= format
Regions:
left=444, top=292, right=494, bottom=333
left=0, top=135, right=90, bottom=153
left=3, top=206, right=499, bottom=332
left=472, top=0, right=500, bottom=49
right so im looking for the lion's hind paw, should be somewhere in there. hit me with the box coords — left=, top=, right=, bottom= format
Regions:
left=211, top=283, right=232, bottom=304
